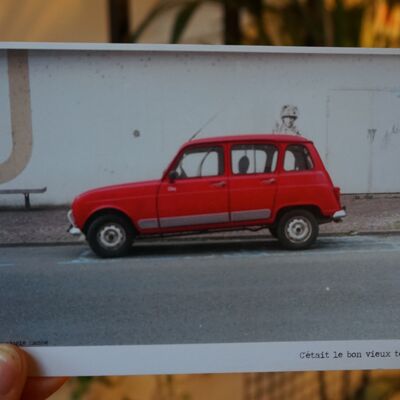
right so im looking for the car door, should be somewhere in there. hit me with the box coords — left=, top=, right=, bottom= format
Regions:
left=157, top=144, right=229, bottom=231
left=228, top=142, right=278, bottom=225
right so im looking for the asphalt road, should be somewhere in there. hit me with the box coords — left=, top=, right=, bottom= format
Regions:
left=0, top=235, right=399, bottom=346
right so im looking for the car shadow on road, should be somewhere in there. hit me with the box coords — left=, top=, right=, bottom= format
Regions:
left=127, top=238, right=290, bottom=258
left=80, top=234, right=390, bottom=260
left=124, top=235, right=372, bottom=259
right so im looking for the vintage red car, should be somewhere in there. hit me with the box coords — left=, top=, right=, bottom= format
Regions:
left=68, top=134, right=346, bottom=257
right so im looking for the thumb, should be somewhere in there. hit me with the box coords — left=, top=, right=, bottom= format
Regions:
left=0, top=345, right=27, bottom=400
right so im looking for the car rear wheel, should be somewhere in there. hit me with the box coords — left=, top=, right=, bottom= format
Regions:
left=87, top=214, right=134, bottom=258
left=277, top=209, right=318, bottom=250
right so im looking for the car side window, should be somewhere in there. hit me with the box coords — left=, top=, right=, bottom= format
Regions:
left=231, top=144, right=278, bottom=175
left=175, top=146, right=224, bottom=179
left=284, top=145, right=314, bottom=171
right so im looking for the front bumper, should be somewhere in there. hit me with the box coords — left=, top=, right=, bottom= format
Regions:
left=333, top=208, right=347, bottom=221
left=67, top=210, right=83, bottom=236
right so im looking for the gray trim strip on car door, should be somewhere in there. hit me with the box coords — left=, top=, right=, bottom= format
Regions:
left=231, top=209, right=271, bottom=222
left=140, top=209, right=270, bottom=230
left=138, top=218, right=159, bottom=229
left=160, top=212, right=229, bottom=228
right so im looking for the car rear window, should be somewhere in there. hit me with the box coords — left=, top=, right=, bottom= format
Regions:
left=284, top=145, right=314, bottom=171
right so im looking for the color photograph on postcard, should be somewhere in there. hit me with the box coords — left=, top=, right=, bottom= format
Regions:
left=1, top=43, right=400, bottom=375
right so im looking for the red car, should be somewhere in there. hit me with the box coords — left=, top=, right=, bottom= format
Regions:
left=68, top=134, right=346, bottom=257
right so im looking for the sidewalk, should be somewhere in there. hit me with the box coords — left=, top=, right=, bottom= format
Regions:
left=0, top=194, right=400, bottom=245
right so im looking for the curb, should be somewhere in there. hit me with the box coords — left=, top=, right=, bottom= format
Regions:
left=1, top=230, right=400, bottom=247
left=0, top=241, right=82, bottom=248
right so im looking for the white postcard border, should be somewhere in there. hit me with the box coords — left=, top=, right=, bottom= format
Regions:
left=25, top=340, right=400, bottom=376
left=0, top=41, right=400, bottom=56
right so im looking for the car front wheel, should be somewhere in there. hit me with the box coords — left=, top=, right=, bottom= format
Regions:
left=277, top=209, right=318, bottom=250
left=87, top=214, right=134, bottom=258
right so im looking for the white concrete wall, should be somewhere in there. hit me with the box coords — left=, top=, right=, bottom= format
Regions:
left=0, top=44, right=399, bottom=206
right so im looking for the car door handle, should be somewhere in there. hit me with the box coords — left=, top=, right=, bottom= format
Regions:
left=212, top=181, right=226, bottom=188
left=262, top=178, right=276, bottom=185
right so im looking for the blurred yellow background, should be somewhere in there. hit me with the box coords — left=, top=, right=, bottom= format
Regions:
left=0, top=0, right=399, bottom=46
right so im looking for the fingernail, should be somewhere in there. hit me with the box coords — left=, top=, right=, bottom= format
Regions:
left=0, top=345, right=22, bottom=395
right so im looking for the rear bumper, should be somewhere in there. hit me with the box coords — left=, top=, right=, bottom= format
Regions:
left=333, top=208, right=347, bottom=221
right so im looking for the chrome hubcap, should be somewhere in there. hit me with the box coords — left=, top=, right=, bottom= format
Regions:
left=285, top=217, right=311, bottom=243
left=98, top=224, right=126, bottom=249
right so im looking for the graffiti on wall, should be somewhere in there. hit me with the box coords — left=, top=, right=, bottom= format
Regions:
left=273, top=104, right=301, bottom=135
left=0, top=50, right=33, bottom=184
left=383, top=123, right=400, bottom=146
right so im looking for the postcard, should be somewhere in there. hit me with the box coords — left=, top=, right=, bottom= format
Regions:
left=0, top=43, right=399, bottom=376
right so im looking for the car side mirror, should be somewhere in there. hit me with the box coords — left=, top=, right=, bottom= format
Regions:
left=168, top=170, right=179, bottom=182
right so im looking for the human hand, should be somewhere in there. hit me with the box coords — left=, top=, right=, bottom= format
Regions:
left=0, top=344, right=68, bottom=400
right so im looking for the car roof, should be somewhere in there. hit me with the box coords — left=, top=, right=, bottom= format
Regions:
left=185, top=134, right=311, bottom=146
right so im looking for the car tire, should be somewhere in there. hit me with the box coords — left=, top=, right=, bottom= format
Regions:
left=87, top=214, right=134, bottom=258
left=277, top=209, right=318, bottom=250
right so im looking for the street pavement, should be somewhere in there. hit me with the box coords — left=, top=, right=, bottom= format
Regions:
left=1, top=194, right=399, bottom=348
left=1, top=235, right=399, bottom=346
